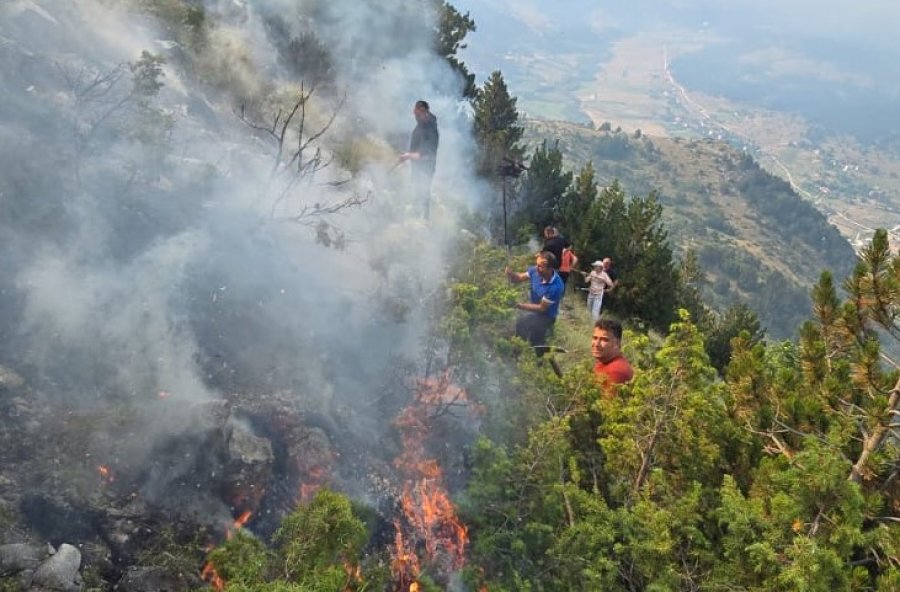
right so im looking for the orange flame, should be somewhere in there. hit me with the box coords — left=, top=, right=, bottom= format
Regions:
left=97, top=465, right=114, bottom=483
left=202, top=511, right=252, bottom=586
left=299, top=464, right=330, bottom=503
left=342, top=560, right=362, bottom=591
left=201, top=561, right=225, bottom=592
left=390, top=372, right=472, bottom=586
left=225, top=510, right=253, bottom=540
left=234, top=510, right=252, bottom=529
left=391, top=523, right=421, bottom=578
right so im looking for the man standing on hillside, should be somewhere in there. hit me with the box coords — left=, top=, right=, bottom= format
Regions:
left=592, top=318, right=633, bottom=393
left=559, top=244, right=578, bottom=292
left=602, top=257, right=619, bottom=289
left=541, top=226, right=569, bottom=269
left=506, top=251, right=565, bottom=352
left=399, top=100, right=439, bottom=220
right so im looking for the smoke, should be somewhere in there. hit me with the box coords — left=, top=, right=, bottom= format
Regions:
left=0, top=0, right=486, bottom=510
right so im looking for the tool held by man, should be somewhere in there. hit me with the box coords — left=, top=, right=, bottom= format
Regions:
left=497, top=157, right=527, bottom=273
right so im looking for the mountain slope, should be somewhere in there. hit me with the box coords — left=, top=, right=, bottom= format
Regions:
left=524, top=119, right=855, bottom=337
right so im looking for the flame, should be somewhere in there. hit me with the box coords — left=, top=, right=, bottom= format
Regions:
left=233, top=510, right=252, bottom=529
left=390, top=372, right=472, bottom=586
left=397, top=479, right=468, bottom=567
left=391, top=524, right=421, bottom=584
left=201, top=561, right=225, bottom=592
left=97, top=465, right=114, bottom=483
left=299, top=464, right=331, bottom=503
left=342, top=560, right=362, bottom=591
left=225, top=510, right=253, bottom=540
left=157, top=390, right=171, bottom=399
left=202, top=511, right=252, bottom=586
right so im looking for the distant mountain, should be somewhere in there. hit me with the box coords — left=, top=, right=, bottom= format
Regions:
left=523, top=119, right=856, bottom=338
left=457, top=0, right=900, bottom=137
left=456, top=0, right=900, bottom=241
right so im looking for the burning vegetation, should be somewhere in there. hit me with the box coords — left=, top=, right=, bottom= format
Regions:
left=391, top=373, right=474, bottom=589
left=192, top=373, right=479, bottom=591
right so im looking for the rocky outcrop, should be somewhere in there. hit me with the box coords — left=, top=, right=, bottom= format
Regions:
left=0, top=542, right=82, bottom=592
left=0, top=543, right=49, bottom=577
left=0, top=365, right=25, bottom=391
left=221, top=421, right=274, bottom=511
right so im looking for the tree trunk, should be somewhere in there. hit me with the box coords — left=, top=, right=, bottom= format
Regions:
left=849, top=380, right=900, bottom=483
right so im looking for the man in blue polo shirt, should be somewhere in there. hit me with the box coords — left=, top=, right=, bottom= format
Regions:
left=505, top=251, right=565, bottom=352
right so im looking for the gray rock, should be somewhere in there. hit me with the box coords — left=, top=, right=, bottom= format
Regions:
left=226, top=423, right=273, bottom=466
left=0, top=543, right=49, bottom=576
left=30, top=543, right=81, bottom=591
left=0, top=364, right=25, bottom=390
left=115, top=566, right=197, bottom=592
left=220, top=422, right=273, bottom=510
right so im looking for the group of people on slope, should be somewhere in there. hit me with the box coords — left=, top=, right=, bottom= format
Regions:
left=538, top=227, right=618, bottom=322
left=396, top=102, right=631, bottom=389
left=505, top=227, right=633, bottom=389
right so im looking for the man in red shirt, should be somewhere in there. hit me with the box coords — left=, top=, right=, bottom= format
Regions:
left=592, top=318, right=633, bottom=390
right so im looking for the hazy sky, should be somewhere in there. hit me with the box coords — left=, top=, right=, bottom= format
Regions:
left=454, top=0, right=900, bottom=52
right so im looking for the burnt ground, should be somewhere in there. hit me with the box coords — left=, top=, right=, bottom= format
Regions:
left=0, top=361, right=479, bottom=591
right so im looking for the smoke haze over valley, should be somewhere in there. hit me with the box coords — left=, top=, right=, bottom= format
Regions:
left=456, top=0, right=900, bottom=243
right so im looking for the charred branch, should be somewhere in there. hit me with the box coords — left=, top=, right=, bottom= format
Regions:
left=236, top=84, right=360, bottom=226
left=236, top=84, right=346, bottom=182
left=287, top=191, right=370, bottom=224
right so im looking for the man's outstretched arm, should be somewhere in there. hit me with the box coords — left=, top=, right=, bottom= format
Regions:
left=505, top=267, right=529, bottom=283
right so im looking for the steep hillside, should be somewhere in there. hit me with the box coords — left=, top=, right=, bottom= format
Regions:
left=524, top=119, right=855, bottom=337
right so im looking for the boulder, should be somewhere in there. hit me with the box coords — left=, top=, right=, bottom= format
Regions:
left=30, top=543, right=82, bottom=591
left=0, top=365, right=25, bottom=391
left=0, top=543, right=49, bottom=576
left=220, top=422, right=273, bottom=510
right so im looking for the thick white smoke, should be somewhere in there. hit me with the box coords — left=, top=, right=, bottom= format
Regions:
left=0, top=0, right=488, bottom=507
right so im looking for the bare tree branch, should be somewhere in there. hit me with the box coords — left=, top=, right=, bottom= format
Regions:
left=236, top=84, right=361, bottom=231
left=287, top=191, right=370, bottom=223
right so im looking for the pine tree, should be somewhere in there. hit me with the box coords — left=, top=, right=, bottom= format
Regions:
left=557, top=160, right=598, bottom=241
left=472, top=70, right=524, bottom=179
left=432, top=1, right=477, bottom=98
left=514, top=139, right=571, bottom=233
left=705, top=302, right=764, bottom=374
left=577, top=182, right=679, bottom=329
left=459, top=233, right=900, bottom=590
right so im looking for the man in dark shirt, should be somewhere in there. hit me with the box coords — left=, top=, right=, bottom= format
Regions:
left=542, top=226, right=569, bottom=270
left=602, top=257, right=618, bottom=287
left=399, top=100, right=439, bottom=219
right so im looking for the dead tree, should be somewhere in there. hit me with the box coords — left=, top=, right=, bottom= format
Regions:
left=236, top=83, right=366, bottom=234
left=60, top=52, right=167, bottom=187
